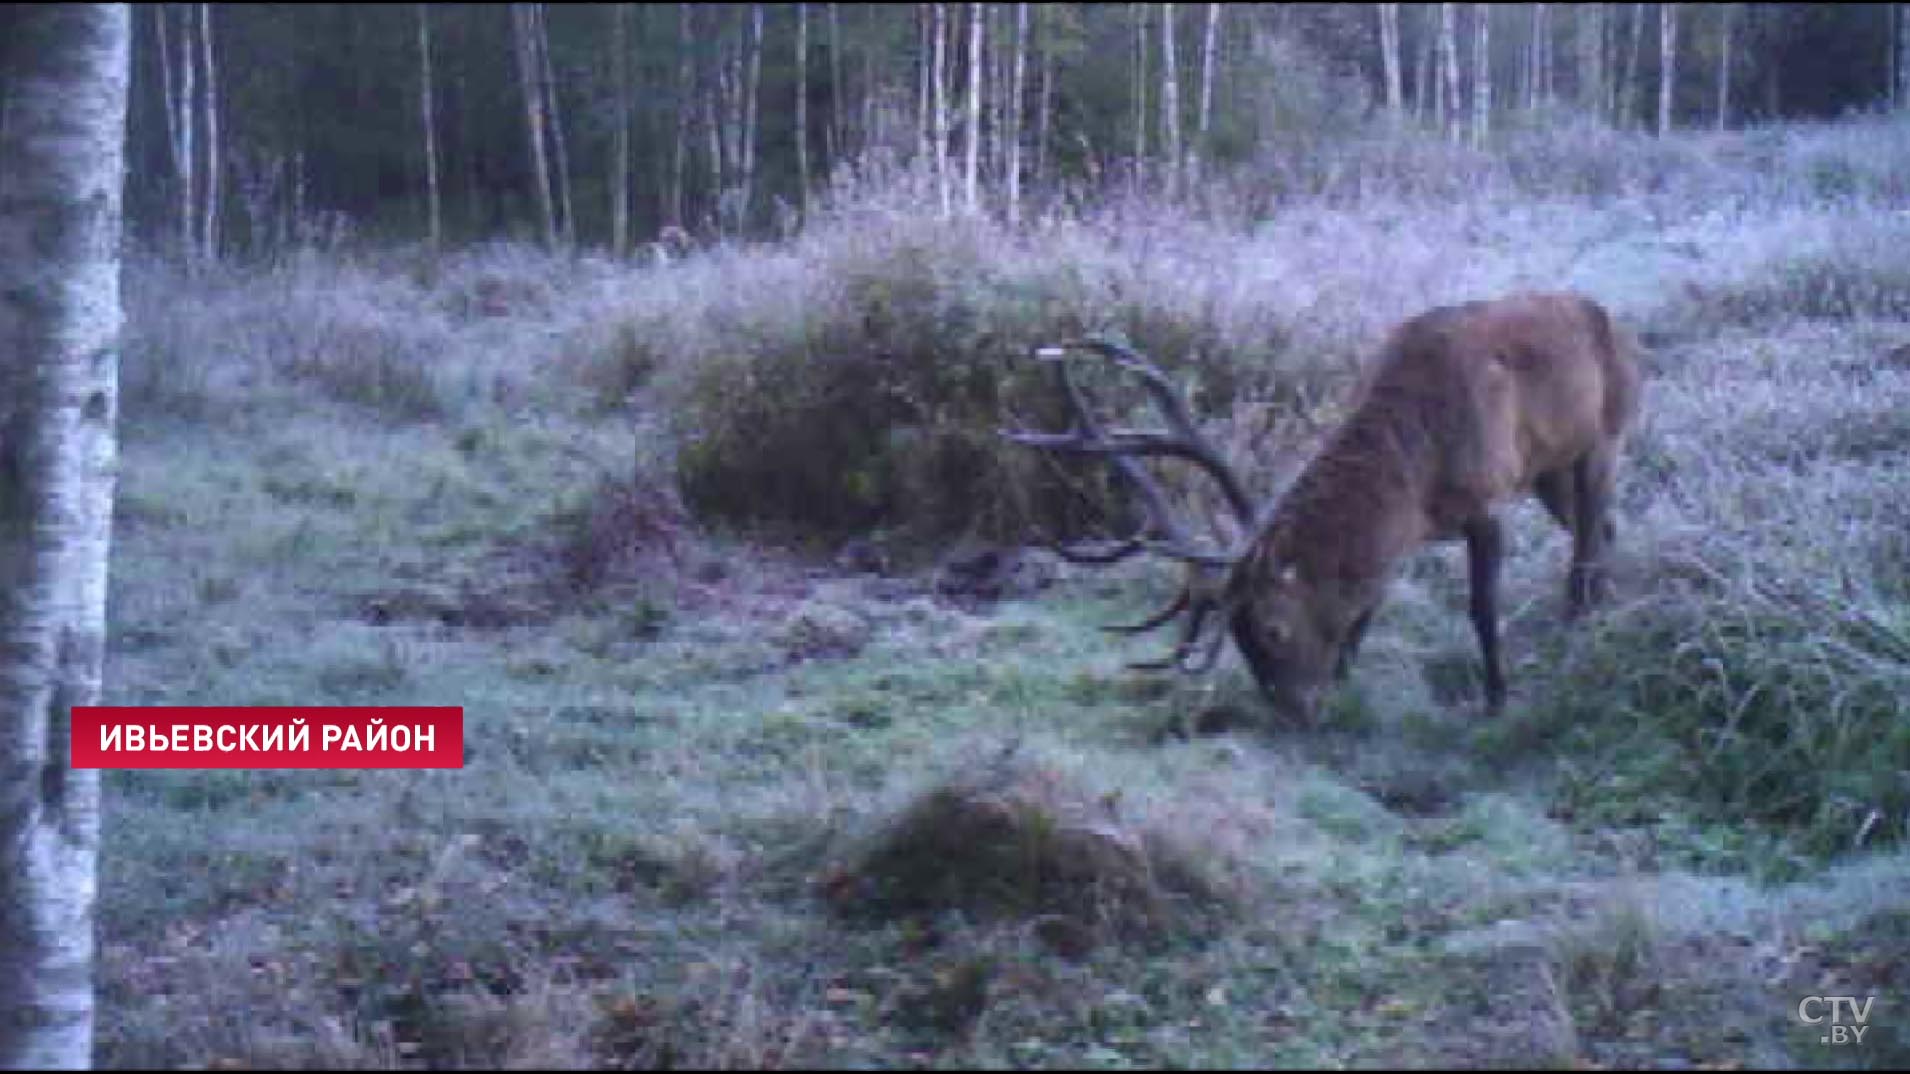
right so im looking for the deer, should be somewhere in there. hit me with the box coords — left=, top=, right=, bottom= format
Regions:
left=1001, top=292, right=1641, bottom=724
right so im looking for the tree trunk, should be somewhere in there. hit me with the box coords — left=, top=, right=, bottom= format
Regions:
left=1159, top=3, right=1181, bottom=197
left=860, top=4, right=876, bottom=155
left=0, top=7, right=127, bottom=1069
left=532, top=5, right=574, bottom=246
left=1540, top=2, right=1554, bottom=106
left=932, top=2, right=950, bottom=216
left=610, top=4, right=630, bottom=254
left=1007, top=2, right=1027, bottom=224
left=963, top=0, right=982, bottom=213
left=1196, top=3, right=1220, bottom=174
left=1415, top=4, right=1433, bottom=122
left=419, top=3, right=442, bottom=249
left=1715, top=2, right=1732, bottom=130
left=1437, top=2, right=1459, bottom=139
left=198, top=2, right=219, bottom=261
left=1578, top=3, right=1604, bottom=121
left=1620, top=1, right=1645, bottom=129
left=1000, top=4, right=1016, bottom=189
left=707, top=29, right=726, bottom=228
left=511, top=4, right=556, bottom=247
left=1471, top=3, right=1490, bottom=146
left=917, top=3, right=932, bottom=163
left=671, top=3, right=690, bottom=229
left=1898, top=2, right=1910, bottom=109
left=1524, top=3, right=1543, bottom=110
left=1658, top=1, right=1677, bottom=136
left=1377, top=3, right=1403, bottom=121
left=1133, top=2, right=1149, bottom=189
left=153, top=5, right=186, bottom=259
left=177, top=4, right=196, bottom=263
left=796, top=2, right=809, bottom=216
left=1035, top=4, right=1053, bottom=189
left=827, top=2, right=843, bottom=170
left=739, top=3, right=763, bottom=230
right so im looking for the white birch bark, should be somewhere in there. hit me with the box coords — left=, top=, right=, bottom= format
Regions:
left=963, top=0, right=982, bottom=214
left=419, top=3, right=442, bottom=249
left=1007, top=2, right=1027, bottom=224
left=1472, top=3, right=1490, bottom=146
left=1159, top=3, right=1181, bottom=197
left=1658, top=2, right=1677, bottom=136
left=0, top=6, right=128, bottom=1068
left=198, top=2, right=219, bottom=260
left=511, top=4, right=556, bottom=247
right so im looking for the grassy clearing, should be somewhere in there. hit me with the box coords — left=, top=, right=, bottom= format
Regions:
left=96, top=117, right=1910, bottom=1068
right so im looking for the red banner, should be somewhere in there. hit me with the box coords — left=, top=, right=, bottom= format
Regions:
left=72, top=707, right=464, bottom=769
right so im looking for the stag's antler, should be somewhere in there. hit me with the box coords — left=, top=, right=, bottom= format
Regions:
left=1000, top=338, right=1257, bottom=673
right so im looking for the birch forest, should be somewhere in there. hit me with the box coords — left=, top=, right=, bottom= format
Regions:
left=113, top=2, right=1910, bottom=256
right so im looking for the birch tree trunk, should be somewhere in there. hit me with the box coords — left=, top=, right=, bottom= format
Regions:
left=740, top=3, right=763, bottom=230
left=918, top=4, right=932, bottom=163
left=198, top=2, right=219, bottom=261
left=1007, top=2, right=1027, bottom=224
left=1539, top=2, right=1554, bottom=106
left=707, top=34, right=726, bottom=227
left=153, top=5, right=187, bottom=259
left=1196, top=3, right=1220, bottom=174
left=1000, top=4, right=1016, bottom=188
left=671, top=3, right=690, bottom=228
left=1898, top=3, right=1909, bottom=109
left=932, top=2, right=950, bottom=216
left=1035, top=5, right=1053, bottom=189
left=533, top=5, right=574, bottom=246
left=1159, top=3, right=1181, bottom=197
left=1578, top=3, right=1604, bottom=121
left=1658, top=1, right=1677, bottom=136
left=1715, top=2, right=1732, bottom=130
left=418, top=3, right=442, bottom=249
left=1524, top=3, right=1544, bottom=110
left=510, top=4, right=556, bottom=247
left=1377, top=3, right=1403, bottom=121
left=1133, top=3, right=1148, bottom=189
left=1415, top=5, right=1433, bottom=122
left=1437, top=2, right=1459, bottom=140
left=0, top=6, right=128, bottom=1068
left=963, top=0, right=982, bottom=214
left=827, top=2, right=843, bottom=170
left=860, top=5, right=876, bottom=156
left=796, top=2, right=809, bottom=215
left=1620, top=2, right=1645, bottom=129
left=177, top=4, right=196, bottom=263
left=610, top=3, right=630, bottom=255
left=1471, top=2, right=1490, bottom=146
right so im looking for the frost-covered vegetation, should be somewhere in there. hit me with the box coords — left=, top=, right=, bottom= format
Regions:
left=98, top=116, right=1910, bottom=1068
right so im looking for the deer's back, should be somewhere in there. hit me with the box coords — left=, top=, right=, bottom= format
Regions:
left=1370, top=292, right=1639, bottom=518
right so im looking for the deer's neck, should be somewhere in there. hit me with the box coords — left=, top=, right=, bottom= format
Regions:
left=1264, top=402, right=1438, bottom=593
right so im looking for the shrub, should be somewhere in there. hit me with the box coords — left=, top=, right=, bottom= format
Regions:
left=640, top=205, right=1320, bottom=548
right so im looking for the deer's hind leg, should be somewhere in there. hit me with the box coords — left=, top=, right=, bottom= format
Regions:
left=1566, top=445, right=1620, bottom=615
left=1534, top=468, right=1575, bottom=533
left=1463, top=515, right=1507, bottom=716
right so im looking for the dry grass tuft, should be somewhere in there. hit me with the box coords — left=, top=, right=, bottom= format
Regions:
left=824, top=749, right=1233, bottom=951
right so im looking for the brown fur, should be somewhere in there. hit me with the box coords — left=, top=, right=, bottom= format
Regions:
left=1229, top=292, right=1641, bottom=720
